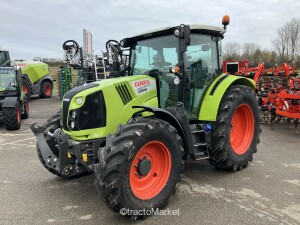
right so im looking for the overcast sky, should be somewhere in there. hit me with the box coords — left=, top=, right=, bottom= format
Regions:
left=0, top=0, right=299, bottom=59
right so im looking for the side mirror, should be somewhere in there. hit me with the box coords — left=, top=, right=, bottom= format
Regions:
left=120, top=39, right=130, bottom=48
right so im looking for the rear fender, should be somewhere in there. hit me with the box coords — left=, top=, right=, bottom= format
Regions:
left=36, top=75, right=53, bottom=87
left=198, top=74, right=255, bottom=121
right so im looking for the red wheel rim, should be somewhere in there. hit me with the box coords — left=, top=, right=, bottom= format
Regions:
left=130, top=141, right=171, bottom=200
left=45, top=85, right=51, bottom=96
left=16, top=107, right=21, bottom=123
left=230, top=104, right=254, bottom=155
left=23, top=85, right=28, bottom=94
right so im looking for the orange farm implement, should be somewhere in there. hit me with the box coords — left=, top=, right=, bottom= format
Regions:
left=223, top=61, right=300, bottom=131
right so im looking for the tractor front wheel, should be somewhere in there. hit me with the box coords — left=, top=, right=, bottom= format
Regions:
left=209, top=85, right=261, bottom=171
left=3, top=102, right=21, bottom=130
left=94, top=118, right=184, bottom=217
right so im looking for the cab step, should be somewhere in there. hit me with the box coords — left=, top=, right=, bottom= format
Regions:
left=190, top=123, right=211, bottom=160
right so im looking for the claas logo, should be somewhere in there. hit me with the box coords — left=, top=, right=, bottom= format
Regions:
left=134, top=79, right=150, bottom=87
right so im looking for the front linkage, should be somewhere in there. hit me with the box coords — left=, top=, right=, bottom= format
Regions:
left=30, top=115, right=105, bottom=178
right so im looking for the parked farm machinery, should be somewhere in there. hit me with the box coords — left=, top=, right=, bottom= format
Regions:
left=57, top=39, right=104, bottom=98
left=62, top=38, right=125, bottom=83
left=0, top=48, right=53, bottom=99
left=57, top=38, right=125, bottom=98
left=223, top=61, right=300, bottom=131
left=57, top=64, right=73, bottom=99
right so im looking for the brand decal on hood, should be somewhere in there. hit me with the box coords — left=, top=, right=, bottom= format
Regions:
left=130, top=79, right=156, bottom=96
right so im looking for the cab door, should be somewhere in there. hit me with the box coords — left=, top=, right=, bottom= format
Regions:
left=184, top=34, right=220, bottom=119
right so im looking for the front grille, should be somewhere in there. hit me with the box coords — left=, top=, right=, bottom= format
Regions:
left=115, top=82, right=132, bottom=105
left=61, top=82, right=100, bottom=131
left=78, top=91, right=106, bottom=130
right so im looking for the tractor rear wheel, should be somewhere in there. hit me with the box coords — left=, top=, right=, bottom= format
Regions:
left=209, top=85, right=261, bottom=171
left=39, top=81, right=52, bottom=98
left=3, top=102, right=21, bottom=130
left=94, top=118, right=184, bottom=217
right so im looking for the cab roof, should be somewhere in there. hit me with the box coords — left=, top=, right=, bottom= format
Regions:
left=0, top=47, right=8, bottom=51
left=121, top=24, right=224, bottom=46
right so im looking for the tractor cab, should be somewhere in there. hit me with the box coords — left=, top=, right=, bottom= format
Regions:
left=0, top=67, right=29, bottom=130
left=122, top=24, right=224, bottom=118
left=0, top=49, right=11, bottom=67
left=0, top=67, right=22, bottom=97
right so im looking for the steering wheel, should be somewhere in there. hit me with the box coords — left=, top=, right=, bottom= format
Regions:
left=62, top=40, right=79, bottom=55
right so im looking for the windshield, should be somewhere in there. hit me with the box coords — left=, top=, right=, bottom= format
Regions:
left=130, top=35, right=179, bottom=75
left=0, top=69, right=16, bottom=91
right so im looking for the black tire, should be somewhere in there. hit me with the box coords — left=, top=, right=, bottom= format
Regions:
left=209, top=85, right=261, bottom=171
left=21, top=99, right=29, bottom=119
left=22, top=78, right=32, bottom=99
left=3, top=102, right=21, bottom=130
left=36, top=111, right=62, bottom=176
left=94, top=117, right=184, bottom=217
left=39, top=81, right=52, bottom=98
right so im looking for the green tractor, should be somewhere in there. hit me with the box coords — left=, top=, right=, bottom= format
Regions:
left=0, top=49, right=53, bottom=99
left=0, top=67, right=29, bottom=130
left=31, top=16, right=260, bottom=217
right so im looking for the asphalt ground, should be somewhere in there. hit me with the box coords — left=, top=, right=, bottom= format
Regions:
left=0, top=95, right=299, bottom=225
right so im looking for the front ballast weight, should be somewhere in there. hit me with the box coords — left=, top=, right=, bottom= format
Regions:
left=30, top=122, right=104, bottom=178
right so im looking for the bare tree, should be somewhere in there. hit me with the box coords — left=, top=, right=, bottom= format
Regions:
left=223, top=18, right=300, bottom=68
left=242, top=43, right=260, bottom=64
left=272, top=25, right=289, bottom=62
left=224, top=42, right=241, bottom=60
left=288, top=17, right=300, bottom=61
left=272, top=17, right=300, bottom=63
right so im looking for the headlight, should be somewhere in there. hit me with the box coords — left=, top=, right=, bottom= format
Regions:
left=71, top=111, right=76, bottom=119
left=70, top=121, right=75, bottom=129
left=76, top=97, right=83, bottom=105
